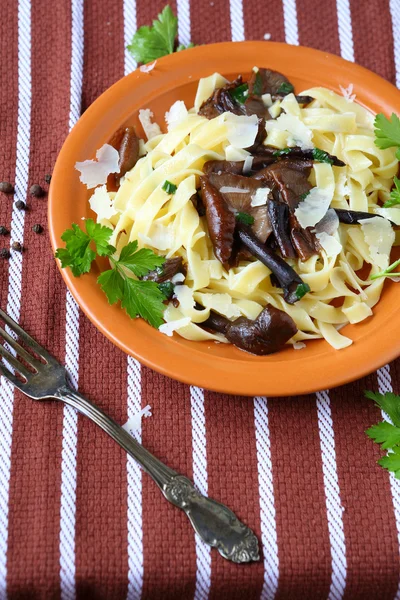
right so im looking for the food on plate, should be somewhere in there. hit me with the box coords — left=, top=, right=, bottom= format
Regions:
left=57, top=66, right=400, bottom=355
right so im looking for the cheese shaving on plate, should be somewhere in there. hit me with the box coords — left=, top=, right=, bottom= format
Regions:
left=266, top=113, right=314, bottom=149
left=295, top=187, right=333, bottom=228
left=225, top=114, right=259, bottom=148
left=359, top=216, right=395, bottom=269
left=75, top=144, right=120, bottom=189
left=251, top=188, right=270, bottom=207
left=159, top=317, right=191, bottom=336
left=89, top=185, right=117, bottom=220
left=165, top=101, right=188, bottom=130
left=139, top=108, right=162, bottom=140
left=139, top=61, right=156, bottom=73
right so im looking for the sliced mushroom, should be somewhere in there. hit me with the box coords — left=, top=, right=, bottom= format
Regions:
left=267, top=199, right=296, bottom=258
left=289, top=214, right=319, bottom=261
left=203, top=160, right=245, bottom=176
left=248, top=68, right=294, bottom=97
left=109, top=126, right=140, bottom=182
left=198, top=77, right=245, bottom=119
left=143, top=257, right=186, bottom=283
left=254, top=145, right=345, bottom=167
left=200, top=177, right=236, bottom=264
left=253, top=159, right=313, bottom=210
left=334, top=208, right=396, bottom=226
left=201, top=304, right=297, bottom=355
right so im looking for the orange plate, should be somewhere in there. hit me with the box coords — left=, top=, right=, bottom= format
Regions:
left=49, top=42, right=400, bottom=397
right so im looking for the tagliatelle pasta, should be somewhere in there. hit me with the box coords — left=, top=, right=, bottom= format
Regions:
left=89, top=73, right=398, bottom=351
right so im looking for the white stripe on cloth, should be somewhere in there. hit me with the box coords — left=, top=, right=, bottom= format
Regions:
left=282, top=0, right=299, bottom=46
left=123, top=3, right=144, bottom=599
left=0, top=0, right=31, bottom=596
left=229, top=0, right=245, bottom=42
left=59, top=1, right=84, bottom=599
left=316, top=392, right=347, bottom=600
left=336, top=0, right=354, bottom=62
left=377, top=365, right=400, bottom=600
left=390, top=0, right=400, bottom=88
left=190, top=387, right=211, bottom=600
left=177, top=0, right=191, bottom=48
left=254, top=397, right=279, bottom=600
left=280, top=5, right=347, bottom=597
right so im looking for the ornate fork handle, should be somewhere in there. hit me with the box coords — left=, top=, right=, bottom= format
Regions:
left=56, top=384, right=260, bottom=564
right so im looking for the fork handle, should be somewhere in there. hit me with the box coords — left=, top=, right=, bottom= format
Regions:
left=56, top=384, right=260, bottom=564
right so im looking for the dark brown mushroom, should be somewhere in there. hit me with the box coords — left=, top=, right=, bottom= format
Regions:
left=334, top=208, right=396, bottom=226
left=203, top=160, right=245, bottom=176
left=248, top=68, right=294, bottom=97
left=143, top=257, right=186, bottom=283
left=289, top=214, right=320, bottom=261
left=201, top=304, right=297, bottom=355
left=109, top=126, right=140, bottom=181
left=253, top=159, right=313, bottom=210
left=198, top=77, right=245, bottom=119
left=254, top=145, right=345, bottom=167
left=267, top=199, right=296, bottom=258
left=200, top=177, right=236, bottom=264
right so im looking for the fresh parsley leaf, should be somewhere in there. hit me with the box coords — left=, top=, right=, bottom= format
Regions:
left=229, top=83, right=249, bottom=105
left=277, top=81, right=294, bottom=95
left=236, top=212, right=255, bottom=226
left=55, top=219, right=113, bottom=277
left=366, top=421, right=400, bottom=450
left=158, top=281, right=174, bottom=298
left=383, top=175, right=400, bottom=207
left=295, top=282, right=310, bottom=300
left=313, top=148, right=334, bottom=164
left=118, top=241, right=165, bottom=278
left=253, top=72, right=263, bottom=96
left=121, top=278, right=166, bottom=328
left=98, top=269, right=124, bottom=304
left=162, top=180, right=177, bottom=194
left=177, top=42, right=195, bottom=51
left=299, top=191, right=310, bottom=201
left=374, top=113, right=400, bottom=149
left=365, top=391, right=400, bottom=427
left=127, top=6, right=178, bottom=64
left=378, top=446, right=400, bottom=479
left=273, top=147, right=291, bottom=158
left=370, top=258, right=400, bottom=280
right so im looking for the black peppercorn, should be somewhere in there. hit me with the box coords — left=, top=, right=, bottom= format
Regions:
left=30, top=184, right=45, bottom=197
left=15, top=200, right=26, bottom=210
left=11, top=241, right=22, bottom=252
left=44, top=174, right=52, bottom=184
left=32, top=224, right=43, bottom=234
left=0, top=226, right=9, bottom=235
left=0, top=182, right=14, bottom=194
left=0, top=248, right=11, bottom=259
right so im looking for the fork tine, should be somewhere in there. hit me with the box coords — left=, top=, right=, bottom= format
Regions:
left=0, top=325, right=40, bottom=370
left=0, top=360, right=26, bottom=390
left=0, top=344, right=30, bottom=378
left=0, top=308, right=54, bottom=363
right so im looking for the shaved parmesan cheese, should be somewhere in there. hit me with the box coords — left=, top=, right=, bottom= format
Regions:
left=262, top=93, right=273, bottom=108
left=138, top=109, right=162, bottom=140
left=268, top=100, right=281, bottom=119
left=139, top=224, right=174, bottom=251
left=243, top=155, right=254, bottom=174
left=159, top=317, right=191, bottom=336
left=315, top=231, right=342, bottom=257
left=314, top=208, right=339, bottom=235
left=293, top=341, right=306, bottom=350
left=165, top=100, right=188, bottom=130
left=89, top=185, right=117, bottom=220
left=199, top=293, right=241, bottom=319
left=251, top=187, right=270, bottom=207
left=75, top=144, right=120, bottom=189
left=263, top=33, right=271, bottom=41
left=225, top=145, right=250, bottom=161
left=359, top=216, right=395, bottom=269
left=173, top=284, right=195, bottom=312
left=220, top=186, right=249, bottom=194
left=252, top=66, right=259, bottom=73
left=225, top=114, right=259, bottom=149
left=171, top=272, right=185, bottom=284
left=266, top=113, right=314, bottom=150
left=339, top=83, right=356, bottom=102
left=294, top=187, right=333, bottom=228
left=374, top=206, right=400, bottom=226
left=139, top=61, right=156, bottom=73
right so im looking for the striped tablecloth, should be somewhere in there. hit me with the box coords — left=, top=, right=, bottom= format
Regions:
left=1, top=1, right=400, bottom=598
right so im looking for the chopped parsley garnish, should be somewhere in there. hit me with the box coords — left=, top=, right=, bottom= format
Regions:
left=127, top=6, right=194, bottom=64
left=312, top=148, right=334, bottom=164
left=158, top=281, right=175, bottom=298
left=229, top=83, right=249, bottom=105
left=374, top=113, right=400, bottom=153
left=253, top=72, right=263, bottom=96
left=236, top=212, right=255, bottom=226
left=299, top=191, right=310, bottom=201
left=162, top=180, right=177, bottom=194
left=370, top=258, right=400, bottom=280
left=277, top=81, right=294, bottom=95
left=383, top=175, right=400, bottom=208
left=366, top=391, right=400, bottom=477
left=56, top=220, right=167, bottom=328
left=294, top=282, right=310, bottom=300
left=273, top=147, right=291, bottom=158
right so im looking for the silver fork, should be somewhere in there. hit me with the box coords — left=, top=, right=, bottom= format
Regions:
left=0, top=308, right=260, bottom=564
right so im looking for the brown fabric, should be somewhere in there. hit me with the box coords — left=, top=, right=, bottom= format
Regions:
left=1, top=1, right=400, bottom=598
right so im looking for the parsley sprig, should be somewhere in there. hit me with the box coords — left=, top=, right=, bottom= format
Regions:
left=127, top=6, right=194, bottom=64
left=374, top=113, right=400, bottom=160
left=56, top=220, right=167, bottom=328
left=370, top=258, right=400, bottom=281
left=383, top=175, right=400, bottom=208
left=366, top=391, right=400, bottom=477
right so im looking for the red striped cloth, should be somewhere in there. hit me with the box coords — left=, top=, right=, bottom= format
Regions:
left=0, top=1, right=400, bottom=598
